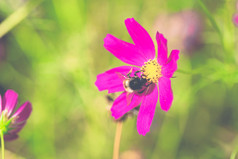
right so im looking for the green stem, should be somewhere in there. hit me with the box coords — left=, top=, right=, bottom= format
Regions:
left=230, top=150, right=237, bottom=159
left=0, top=0, right=44, bottom=38
left=0, top=131, right=5, bottom=159
left=230, top=136, right=238, bottom=159
left=197, top=0, right=224, bottom=49
left=176, top=69, right=193, bottom=75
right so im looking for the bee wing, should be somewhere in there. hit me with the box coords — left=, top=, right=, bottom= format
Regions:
left=143, top=83, right=156, bottom=95
left=126, top=92, right=134, bottom=105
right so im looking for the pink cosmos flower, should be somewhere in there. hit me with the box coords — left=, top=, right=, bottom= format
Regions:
left=95, top=18, right=179, bottom=135
left=0, top=89, right=32, bottom=140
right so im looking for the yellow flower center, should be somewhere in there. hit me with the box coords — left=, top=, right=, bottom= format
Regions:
left=141, top=59, right=162, bottom=83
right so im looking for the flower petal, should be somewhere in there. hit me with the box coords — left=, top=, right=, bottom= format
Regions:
left=161, top=50, right=180, bottom=78
left=158, top=77, right=173, bottom=111
left=8, top=122, right=26, bottom=134
left=233, top=13, right=238, bottom=27
left=0, top=95, right=2, bottom=114
left=156, top=32, right=168, bottom=65
left=111, top=92, right=144, bottom=119
left=95, top=66, right=140, bottom=93
left=3, top=90, right=18, bottom=117
left=12, top=101, right=32, bottom=123
left=4, top=133, right=18, bottom=141
left=104, top=34, right=146, bottom=66
left=137, top=84, right=158, bottom=136
left=125, top=18, right=155, bottom=60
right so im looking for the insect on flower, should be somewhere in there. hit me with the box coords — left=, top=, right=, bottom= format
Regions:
left=123, top=71, right=147, bottom=93
left=95, top=18, right=180, bottom=135
left=117, top=69, right=152, bottom=105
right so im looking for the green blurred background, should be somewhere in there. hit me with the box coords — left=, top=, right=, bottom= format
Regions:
left=0, top=0, right=238, bottom=158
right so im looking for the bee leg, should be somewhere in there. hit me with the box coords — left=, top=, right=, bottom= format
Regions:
left=126, top=68, right=133, bottom=77
left=141, top=74, right=146, bottom=78
left=134, top=70, right=142, bottom=76
left=146, top=82, right=152, bottom=87
left=137, top=87, right=146, bottom=94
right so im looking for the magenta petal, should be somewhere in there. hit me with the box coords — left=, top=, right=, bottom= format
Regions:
left=125, top=18, right=155, bottom=60
left=8, top=122, right=26, bottom=134
left=111, top=92, right=144, bottom=119
left=4, top=133, right=18, bottom=141
left=137, top=84, right=158, bottom=136
left=161, top=50, right=180, bottom=78
left=95, top=66, right=140, bottom=93
left=0, top=95, right=2, bottom=114
left=233, top=14, right=238, bottom=27
left=3, top=90, right=18, bottom=116
left=12, top=101, right=32, bottom=123
left=156, top=32, right=168, bottom=65
left=158, top=77, right=173, bottom=111
left=104, top=34, right=146, bottom=66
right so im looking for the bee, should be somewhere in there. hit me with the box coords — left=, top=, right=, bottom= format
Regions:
left=123, top=75, right=147, bottom=93
left=116, top=69, right=151, bottom=105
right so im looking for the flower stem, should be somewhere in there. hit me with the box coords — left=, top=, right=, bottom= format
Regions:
left=0, top=131, right=5, bottom=159
left=230, top=150, right=237, bottom=159
left=197, top=0, right=224, bottom=49
left=230, top=136, right=238, bottom=159
left=113, top=121, right=123, bottom=159
left=0, top=0, right=44, bottom=38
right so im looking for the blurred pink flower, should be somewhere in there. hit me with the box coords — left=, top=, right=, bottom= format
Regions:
left=0, top=89, right=32, bottom=141
left=233, top=13, right=238, bottom=27
left=95, top=18, right=179, bottom=135
left=153, top=11, right=203, bottom=53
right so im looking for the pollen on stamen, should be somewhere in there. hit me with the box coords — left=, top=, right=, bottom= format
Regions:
left=141, top=59, right=162, bottom=83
